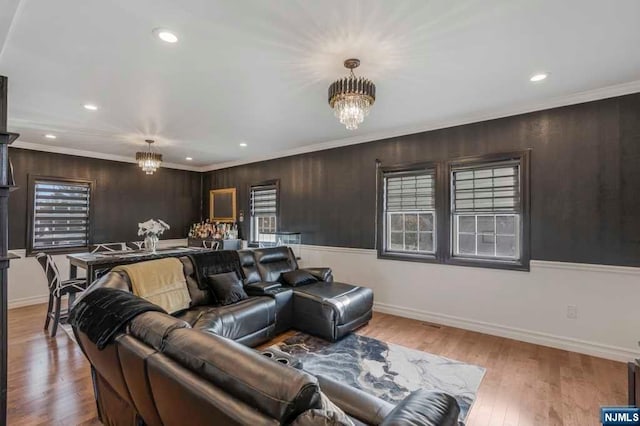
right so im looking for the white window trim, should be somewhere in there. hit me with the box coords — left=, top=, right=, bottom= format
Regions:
left=252, top=215, right=278, bottom=244
left=453, top=213, right=520, bottom=260
left=385, top=210, right=436, bottom=255
left=249, top=183, right=278, bottom=244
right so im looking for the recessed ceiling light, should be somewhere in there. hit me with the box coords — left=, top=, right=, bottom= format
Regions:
left=185, top=157, right=193, bottom=161
left=44, top=134, right=57, bottom=139
left=530, top=73, right=548, bottom=82
left=153, top=28, right=178, bottom=43
left=239, top=143, right=248, bottom=147
left=84, top=104, right=98, bottom=111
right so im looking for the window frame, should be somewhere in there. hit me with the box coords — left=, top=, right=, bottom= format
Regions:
left=376, top=151, right=530, bottom=271
left=443, top=150, right=531, bottom=271
left=26, top=175, right=95, bottom=256
left=377, top=161, right=444, bottom=263
left=248, top=179, right=280, bottom=245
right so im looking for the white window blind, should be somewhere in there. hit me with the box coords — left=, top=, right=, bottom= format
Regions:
left=32, top=180, right=91, bottom=250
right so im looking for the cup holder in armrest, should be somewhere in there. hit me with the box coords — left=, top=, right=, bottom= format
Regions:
left=259, top=349, right=301, bottom=369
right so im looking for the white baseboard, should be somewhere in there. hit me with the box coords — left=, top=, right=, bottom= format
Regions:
left=8, top=295, right=50, bottom=310
left=6, top=238, right=189, bottom=308
left=8, top=241, right=638, bottom=362
left=374, top=302, right=638, bottom=363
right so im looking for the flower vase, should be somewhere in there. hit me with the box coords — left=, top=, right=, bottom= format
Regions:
left=144, top=234, right=159, bottom=253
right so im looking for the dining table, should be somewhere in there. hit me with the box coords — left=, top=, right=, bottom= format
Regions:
left=67, top=246, right=211, bottom=282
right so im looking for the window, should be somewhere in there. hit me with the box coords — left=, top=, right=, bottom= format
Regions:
left=449, top=156, right=528, bottom=268
left=453, top=214, right=519, bottom=259
left=377, top=151, right=530, bottom=270
left=380, top=168, right=436, bottom=259
left=28, top=177, right=93, bottom=254
left=250, top=183, right=278, bottom=244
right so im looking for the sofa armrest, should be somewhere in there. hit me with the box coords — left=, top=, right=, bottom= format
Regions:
left=317, top=375, right=393, bottom=425
left=300, top=267, right=333, bottom=283
left=380, top=390, right=460, bottom=426
left=244, top=281, right=282, bottom=296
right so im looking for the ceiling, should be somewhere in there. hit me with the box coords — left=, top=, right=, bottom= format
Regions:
left=1, top=0, right=639, bottom=170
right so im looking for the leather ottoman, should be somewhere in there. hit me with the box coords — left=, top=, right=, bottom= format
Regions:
left=292, top=282, right=373, bottom=342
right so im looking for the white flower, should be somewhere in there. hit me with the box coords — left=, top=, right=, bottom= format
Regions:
left=137, top=219, right=170, bottom=237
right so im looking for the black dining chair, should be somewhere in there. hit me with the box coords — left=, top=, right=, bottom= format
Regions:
left=36, top=253, right=88, bottom=337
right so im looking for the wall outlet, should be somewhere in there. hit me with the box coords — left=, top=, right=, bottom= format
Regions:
left=567, top=305, right=578, bottom=320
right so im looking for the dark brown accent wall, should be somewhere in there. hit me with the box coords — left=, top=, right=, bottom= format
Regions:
left=8, top=148, right=201, bottom=250
left=204, top=93, right=640, bottom=267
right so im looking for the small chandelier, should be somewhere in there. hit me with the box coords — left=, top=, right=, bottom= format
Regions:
left=136, top=139, right=162, bottom=175
left=328, top=58, right=376, bottom=130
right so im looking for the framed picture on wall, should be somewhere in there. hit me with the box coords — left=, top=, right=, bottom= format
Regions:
left=209, top=188, right=237, bottom=222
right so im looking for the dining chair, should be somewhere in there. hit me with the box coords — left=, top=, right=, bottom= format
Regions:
left=35, top=253, right=88, bottom=337
left=202, top=240, right=221, bottom=250
left=125, top=241, right=144, bottom=251
left=89, top=243, right=125, bottom=253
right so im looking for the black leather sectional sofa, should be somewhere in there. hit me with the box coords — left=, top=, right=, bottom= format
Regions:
left=72, top=246, right=461, bottom=425
left=92, top=246, right=374, bottom=346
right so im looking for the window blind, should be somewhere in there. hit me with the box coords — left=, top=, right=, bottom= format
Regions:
left=385, top=171, right=435, bottom=211
left=32, top=180, right=91, bottom=249
left=250, top=185, right=277, bottom=217
left=452, top=162, right=520, bottom=213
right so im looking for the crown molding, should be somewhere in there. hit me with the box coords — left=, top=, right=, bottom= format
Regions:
left=10, top=140, right=205, bottom=172
left=202, top=79, right=640, bottom=172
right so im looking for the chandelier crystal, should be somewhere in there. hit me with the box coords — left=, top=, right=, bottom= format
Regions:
left=328, top=58, right=376, bottom=130
left=136, top=139, right=162, bottom=175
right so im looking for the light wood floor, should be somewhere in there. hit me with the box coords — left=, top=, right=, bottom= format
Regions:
left=7, top=303, right=626, bottom=425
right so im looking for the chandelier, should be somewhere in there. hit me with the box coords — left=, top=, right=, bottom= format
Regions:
left=328, top=58, right=376, bottom=130
left=136, top=139, right=162, bottom=175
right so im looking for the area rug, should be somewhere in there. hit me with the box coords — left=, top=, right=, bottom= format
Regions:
left=272, top=333, right=485, bottom=422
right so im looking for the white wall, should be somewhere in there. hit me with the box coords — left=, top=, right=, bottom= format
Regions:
left=10, top=241, right=638, bottom=362
left=298, top=245, right=640, bottom=362
left=7, top=239, right=187, bottom=309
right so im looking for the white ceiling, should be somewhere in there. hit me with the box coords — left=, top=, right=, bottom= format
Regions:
left=1, top=0, right=639, bottom=170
